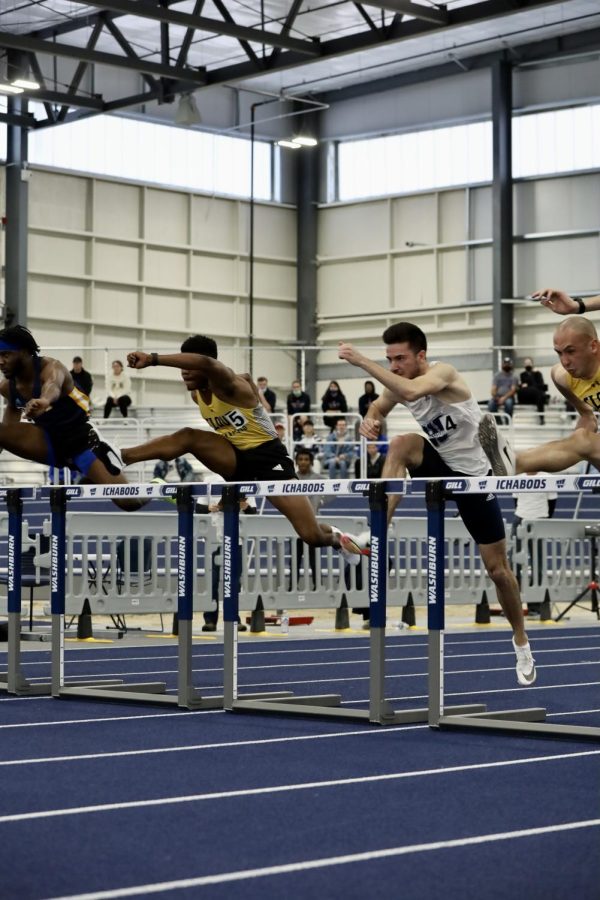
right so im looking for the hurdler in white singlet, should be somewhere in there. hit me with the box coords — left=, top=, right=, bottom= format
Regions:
left=403, top=391, right=489, bottom=476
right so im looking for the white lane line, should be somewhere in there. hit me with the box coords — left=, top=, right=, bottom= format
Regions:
left=8, top=632, right=600, bottom=668
left=0, top=709, right=223, bottom=730
left=3, top=707, right=600, bottom=767
left=371, top=680, right=600, bottom=705
left=2, top=749, right=599, bottom=825
left=44, top=818, right=600, bottom=900
left=0, top=726, right=401, bottom=766
left=22, top=656, right=600, bottom=685
left=2, top=679, right=599, bottom=729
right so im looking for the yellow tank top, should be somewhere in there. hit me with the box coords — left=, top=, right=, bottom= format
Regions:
left=194, top=391, right=277, bottom=450
left=566, top=366, right=600, bottom=413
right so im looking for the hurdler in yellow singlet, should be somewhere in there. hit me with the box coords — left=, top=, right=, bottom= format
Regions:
left=566, top=367, right=600, bottom=413
left=194, top=391, right=278, bottom=450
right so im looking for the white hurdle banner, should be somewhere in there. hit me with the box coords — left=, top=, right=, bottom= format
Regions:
left=59, top=478, right=407, bottom=500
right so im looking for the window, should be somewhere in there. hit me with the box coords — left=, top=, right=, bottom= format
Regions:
left=0, top=105, right=272, bottom=200
left=338, top=122, right=492, bottom=200
left=337, top=103, right=600, bottom=200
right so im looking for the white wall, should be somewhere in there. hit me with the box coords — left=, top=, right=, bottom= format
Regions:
left=6, top=167, right=298, bottom=409
left=316, top=171, right=600, bottom=403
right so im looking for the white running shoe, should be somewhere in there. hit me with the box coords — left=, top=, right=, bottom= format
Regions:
left=513, top=637, right=536, bottom=686
left=90, top=428, right=124, bottom=476
left=478, top=414, right=517, bottom=476
left=332, top=527, right=370, bottom=567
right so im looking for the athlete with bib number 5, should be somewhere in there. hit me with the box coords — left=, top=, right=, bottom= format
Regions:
left=339, top=322, right=536, bottom=686
left=122, top=335, right=367, bottom=563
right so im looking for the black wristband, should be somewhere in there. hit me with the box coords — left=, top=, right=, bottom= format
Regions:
left=573, top=297, right=587, bottom=314
left=150, top=352, right=159, bottom=366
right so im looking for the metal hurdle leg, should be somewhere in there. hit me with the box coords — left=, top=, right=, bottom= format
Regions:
left=50, top=487, right=165, bottom=704
left=223, top=483, right=339, bottom=717
left=1, top=489, right=49, bottom=696
left=426, top=479, right=568, bottom=740
left=364, top=482, right=485, bottom=726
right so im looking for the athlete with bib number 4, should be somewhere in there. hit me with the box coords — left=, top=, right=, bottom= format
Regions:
left=339, top=321, right=536, bottom=687
left=121, top=335, right=367, bottom=563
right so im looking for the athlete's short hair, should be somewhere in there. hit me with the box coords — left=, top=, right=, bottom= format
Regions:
left=295, top=448, right=314, bottom=463
left=382, top=322, right=427, bottom=354
left=181, top=335, right=218, bottom=359
left=0, top=325, right=40, bottom=355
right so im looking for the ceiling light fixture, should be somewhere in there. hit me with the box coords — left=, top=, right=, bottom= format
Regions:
left=11, top=78, right=40, bottom=90
left=292, top=135, right=318, bottom=147
left=277, top=139, right=302, bottom=149
left=175, top=94, right=201, bottom=126
left=0, top=83, right=24, bottom=94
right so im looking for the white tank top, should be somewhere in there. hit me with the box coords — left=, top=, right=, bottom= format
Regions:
left=404, top=391, right=489, bottom=476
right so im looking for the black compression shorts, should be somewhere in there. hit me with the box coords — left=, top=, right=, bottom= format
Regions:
left=409, top=440, right=505, bottom=546
left=231, top=438, right=296, bottom=482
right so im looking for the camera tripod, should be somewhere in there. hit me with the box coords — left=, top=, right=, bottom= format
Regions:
left=555, top=523, right=600, bottom=622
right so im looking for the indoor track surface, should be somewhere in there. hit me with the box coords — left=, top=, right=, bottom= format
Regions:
left=1, top=624, right=599, bottom=899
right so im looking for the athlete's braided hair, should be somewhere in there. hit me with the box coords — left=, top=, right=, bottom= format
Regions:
left=0, top=324, right=40, bottom=355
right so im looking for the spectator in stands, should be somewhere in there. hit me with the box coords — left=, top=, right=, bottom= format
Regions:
left=104, top=360, right=132, bottom=419
left=517, top=357, right=548, bottom=425
left=358, top=380, right=379, bottom=418
left=321, top=380, right=348, bottom=430
left=323, top=417, right=356, bottom=479
left=294, top=419, right=323, bottom=469
left=295, top=449, right=325, bottom=511
left=354, top=440, right=386, bottom=478
left=257, top=376, right=276, bottom=413
left=287, top=379, right=311, bottom=416
left=70, top=356, right=93, bottom=400
left=295, top=449, right=325, bottom=590
left=273, top=420, right=288, bottom=449
left=488, top=357, right=518, bottom=418
left=288, top=379, right=312, bottom=439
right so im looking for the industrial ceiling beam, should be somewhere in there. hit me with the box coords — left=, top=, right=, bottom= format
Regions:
left=64, top=0, right=320, bottom=56
left=362, top=0, right=448, bottom=25
left=0, top=29, right=207, bottom=85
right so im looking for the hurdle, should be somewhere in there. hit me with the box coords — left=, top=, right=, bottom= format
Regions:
left=0, top=487, right=52, bottom=695
left=47, top=482, right=290, bottom=709
left=222, top=478, right=485, bottom=725
left=46, top=482, right=220, bottom=707
left=426, top=474, right=600, bottom=742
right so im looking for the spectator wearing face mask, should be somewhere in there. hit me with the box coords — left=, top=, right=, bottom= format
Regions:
left=287, top=379, right=311, bottom=415
left=321, top=380, right=348, bottom=430
left=488, top=357, right=518, bottom=419
left=517, top=358, right=548, bottom=425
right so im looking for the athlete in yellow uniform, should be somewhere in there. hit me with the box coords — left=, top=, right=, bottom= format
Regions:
left=123, top=335, right=366, bottom=558
left=479, top=316, right=600, bottom=475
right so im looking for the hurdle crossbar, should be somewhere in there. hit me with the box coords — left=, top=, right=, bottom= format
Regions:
left=426, top=475, right=600, bottom=742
